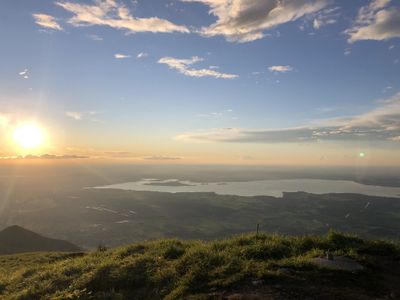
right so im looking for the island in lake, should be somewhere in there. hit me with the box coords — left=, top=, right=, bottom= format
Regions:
left=143, top=180, right=195, bottom=187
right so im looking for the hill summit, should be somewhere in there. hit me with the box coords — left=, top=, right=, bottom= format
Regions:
left=0, top=225, right=80, bottom=255
left=0, top=231, right=399, bottom=299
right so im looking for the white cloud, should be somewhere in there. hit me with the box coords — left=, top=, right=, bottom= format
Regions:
left=197, top=109, right=233, bottom=118
left=345, top=0, right=400, bottom=43
left=383, top=86, right=393, bottom=93
left=33, top=13, right=63, bottom=31
left=312, top=6, right=340, bottom=29
left=313, top=17, right=336, bottom=30
left=137, top=52, right=148, bottom=58
left=268, top=65, right=293, bottom=73
left=182, top=0, right=330, bottom=42
left=18, top=69, right=29, bottom=79
left=177, top=92, right=400, bottom=143
left=87, top=34, right=103, bottom=41
left=143, top=155, right=181, bottom=160
left=65, top=111, right=83, bottom=120
left=65, top=111, right=100, bottom=121
left=56, top=0, right=189, bottom=34
left=114, top=53, right=131, bottom=59
left=158, top=56, right=238, bottom=79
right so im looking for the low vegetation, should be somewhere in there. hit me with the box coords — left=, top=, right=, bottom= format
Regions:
left=1, top=231, right=399, bottom=299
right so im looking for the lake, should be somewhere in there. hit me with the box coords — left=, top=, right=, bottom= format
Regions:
left=94, top=178, right=400, bottom=198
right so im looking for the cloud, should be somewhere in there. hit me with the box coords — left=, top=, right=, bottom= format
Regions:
left=313, top=6, right=340, bottom=30
left=33, top=13, right=63, bottom=30
left=196, top=109, right=234, bottom=118
left=137, top=52, right=148, bottom=58
left=268, top=65, right=293, bottom=73
left=18, top=69, right=29, bottom=79
left=87, top=34, right=103, bottom=41
left=65, top=111, right=83, bottom=120
left=56, top=0, right=189, bottom=34
left=345, top=0, right=400, bottom=43
left=182, top=0, right=330, bottom=42
left=383, top=86, right=393, bottom=93
left=0, top=154, right=88, bottom=160
left=158, top=56, right=238, bottom=79
left=143, top=155, right=182, bottom=160
left=103, top=151, right=137, bottom=158
left=114, top=53, right=131, bottom=59
left=313, top=18, right=336, bottom=30
left=65, top=111, right=100, bottom=121
left=177, top=92, right=400, bottom=143
left=313, top=6, right=340, bottom=29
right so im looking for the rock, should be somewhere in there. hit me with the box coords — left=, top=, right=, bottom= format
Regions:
left=311, top=256, right=364, bottom=271
left=251, top=279, right=264, bottom=286
left=277, top=268, right=292, bottom=275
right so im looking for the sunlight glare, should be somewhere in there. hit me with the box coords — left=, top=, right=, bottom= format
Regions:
left=12, top=123, right=44, bottom=149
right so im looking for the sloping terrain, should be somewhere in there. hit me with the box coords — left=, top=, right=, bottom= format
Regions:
left=0, top=232, right=399, bottom=299
left=0, top=225, right=80, bottom=255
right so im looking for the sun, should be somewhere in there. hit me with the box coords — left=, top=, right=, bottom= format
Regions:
left=12, top=123, right=44, bottom=149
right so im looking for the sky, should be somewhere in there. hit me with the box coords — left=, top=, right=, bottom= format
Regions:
left=0, top=0, right=399, bottom=166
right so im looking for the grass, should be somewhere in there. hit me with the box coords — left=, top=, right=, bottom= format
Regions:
left=0, top=231, right=399, bottom=299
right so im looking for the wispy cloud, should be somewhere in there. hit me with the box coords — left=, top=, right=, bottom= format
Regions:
left=87, top=34, right=103, bottom=41
left=383, top=86, right=393, bottom=93
left=345, top=0, right=400, bottom=43
left=103, top=151, right=137, bottom=158
left=196, top=109, right=234, bottom=118
left=158, top=56, right=238, bottom=79
left=137, top=52, right=148, bottom=59
left=143, top=155, right=181, bottom=160
left=65, top=111, right=101, bottom=122
left=268, top=65, right=293, bottom=73
left=182, top=0, right=330, bottom=42
left=56, top=0, right=189, bottom=34
left=0, top=154, right=88, bottom=160
left=114, top=53, right=131, bottom=59
left=313, top=6, right=340, bottom=30
left=177, top=92, right=400, bottom=143
left=33, top=13, right=63, bottom=31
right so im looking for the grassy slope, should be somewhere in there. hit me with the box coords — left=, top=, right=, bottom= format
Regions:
left=1, top=232, right=400, bottom=300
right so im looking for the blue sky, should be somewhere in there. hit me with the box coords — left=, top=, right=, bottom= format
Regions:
left=0, top=0, right=399, bottom=165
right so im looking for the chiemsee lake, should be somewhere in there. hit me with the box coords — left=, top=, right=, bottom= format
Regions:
left=95, top=178, right=400, bottom=198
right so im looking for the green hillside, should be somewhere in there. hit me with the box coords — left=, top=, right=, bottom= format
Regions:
left=1, top=231, right=399, bottom=299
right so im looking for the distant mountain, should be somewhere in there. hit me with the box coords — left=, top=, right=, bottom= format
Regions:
left=0, top=225, right=80, bottom=255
